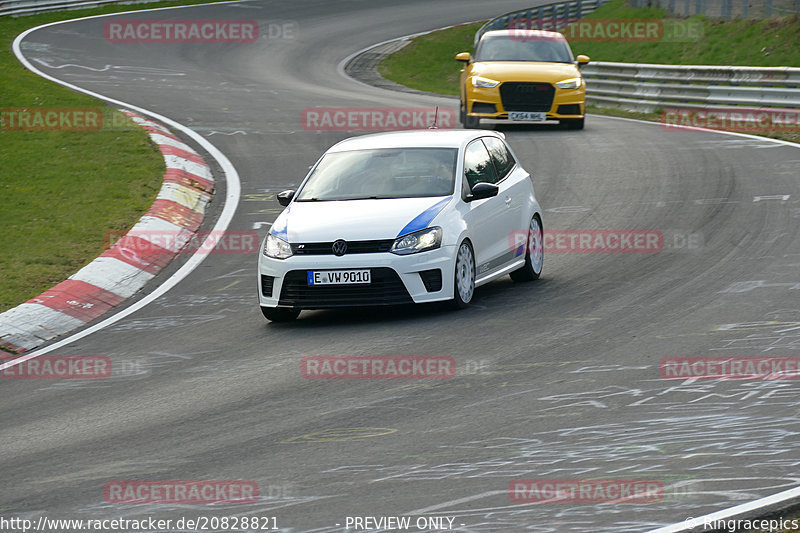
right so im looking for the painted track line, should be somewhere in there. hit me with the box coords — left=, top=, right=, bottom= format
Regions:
left=0, top=1, right=243, bottom=367
left=648, top=484, right=800, bottom=532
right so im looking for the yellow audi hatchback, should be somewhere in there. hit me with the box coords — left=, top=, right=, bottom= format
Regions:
left=456, top=29, right=589, bottom=130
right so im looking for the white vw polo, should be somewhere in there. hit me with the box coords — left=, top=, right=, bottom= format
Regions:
left=257, top=129, right=543, bottom=321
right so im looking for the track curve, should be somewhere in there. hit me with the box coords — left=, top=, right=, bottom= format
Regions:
left=3, top=1, right=800, bottom=532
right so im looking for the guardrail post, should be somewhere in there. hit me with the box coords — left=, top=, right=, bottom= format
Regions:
left=553, top=4, right=559, bottom=30
left=742, top=0, right=748, bottom=17
left=537, top=7, right=544, bottom=29
left=765, top=0, right=772, bottom=16
left=576, top=0, right=583, bottom=19
left=723, top=0, right=731, bottom=18
left=795, top=0, right=799, bottom=15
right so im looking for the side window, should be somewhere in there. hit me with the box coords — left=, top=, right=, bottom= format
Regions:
left=482, top=136, right=516, bottom=180
left=463, top=139, right=499, bottom=191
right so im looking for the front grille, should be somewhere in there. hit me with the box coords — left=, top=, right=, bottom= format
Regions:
left=279, top=268, right=413, bottom=309
left=261, top=275, right=275, bottom=297
left=471, top=102, right=497, bottom=114
left=557, top=104, right=581, bottom=115
left=292, top=239, right=394, bottom=255
left=418, top=269, right=443, bottom=292
left=499, top=82, right=555, bottom=112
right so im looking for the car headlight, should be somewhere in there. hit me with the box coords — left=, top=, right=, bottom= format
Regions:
left=390, top=227, right=442, bottom=255
left=472, top=76, right=500, bottom=88
left=555, top=78, right=582, bottom=89
left=263, top=233, right=293, bottom=259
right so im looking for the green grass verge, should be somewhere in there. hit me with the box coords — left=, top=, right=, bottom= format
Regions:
left=377, top=22, right=484, bottom=96
left=378, top=0, right=799, bottom=142
left=0, top=0, right=232, bottom=315
left=570, top=0, right=800, bottom=66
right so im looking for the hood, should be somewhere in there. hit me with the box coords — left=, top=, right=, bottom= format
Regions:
left=270, top=196, right=451, bottom=243
left=471, top=61, right=581, bottom=83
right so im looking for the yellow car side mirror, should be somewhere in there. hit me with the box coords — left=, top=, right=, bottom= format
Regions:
left=455, top=52, right=471, bottom=63
left=576, top=55, right=590, bottom=66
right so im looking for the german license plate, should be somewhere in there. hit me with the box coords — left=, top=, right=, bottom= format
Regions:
left=509, top=111, right=546, bottom=121
left=308, top=270, right=371, bottom=285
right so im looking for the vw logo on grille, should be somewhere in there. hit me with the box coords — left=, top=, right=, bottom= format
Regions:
left=332, top=239, right=347, bottom=256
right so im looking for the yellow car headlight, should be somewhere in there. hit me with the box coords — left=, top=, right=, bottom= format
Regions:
left=555, top=78, right=582, bottom=89
left=472, top=76, right=500, bottom=88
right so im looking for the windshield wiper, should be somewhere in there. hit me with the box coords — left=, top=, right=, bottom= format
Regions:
left=346, top=196, right=400, bottom=200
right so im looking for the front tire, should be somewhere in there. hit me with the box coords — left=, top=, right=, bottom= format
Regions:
left=564, top=118, right=584, bottom=130
left=460, top=101, right=480, bottom=128
left=452, top=240, right=475, bottom=309
left=510, top=215, right=543, bottom=282
left=261, top=306, right=300, bottom=322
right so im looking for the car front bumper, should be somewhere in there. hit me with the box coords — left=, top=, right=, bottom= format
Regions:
left=466, top=85, right=585, bottom=120
left=258, top=245, right=457, bottom=309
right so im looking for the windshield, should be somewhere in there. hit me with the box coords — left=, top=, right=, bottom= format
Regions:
left=295, top=147, right=458, bottom=201
left=475, top=35, right=574, bottom=62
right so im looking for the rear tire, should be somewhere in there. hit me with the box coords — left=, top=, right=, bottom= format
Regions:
left=451, top=240, right=475, bottom=309
left=510, top=215, right=543, bottom=282
left=261, top=306, right=300, bottom=322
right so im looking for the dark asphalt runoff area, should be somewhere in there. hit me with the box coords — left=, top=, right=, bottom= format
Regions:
left=3, top=1, right=800, bottom=531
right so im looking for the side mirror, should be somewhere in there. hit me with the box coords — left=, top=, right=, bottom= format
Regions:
left=455, top=52, right=471, bottom=63
left=467, top=182, right=499, bottom=202
left=576, top=55, right=590, bottom=67
left=277, top=189, right=295, bottom=207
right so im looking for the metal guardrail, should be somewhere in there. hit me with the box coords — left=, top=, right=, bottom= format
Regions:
left=630, top=0, right=800, bottom=19
left=0, top=0, right=155, bottom=17
left=474, top=0, right=611, bottom=47
left=582, top=61, right=800, bottom=112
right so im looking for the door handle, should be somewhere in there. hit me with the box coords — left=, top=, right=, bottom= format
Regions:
left=504, top=196, right=512, bottom=205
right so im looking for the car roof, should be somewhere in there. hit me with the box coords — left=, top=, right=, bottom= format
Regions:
left=326, top=129, right=505, bottom=152
left=481, top=29, right=567, bottom=41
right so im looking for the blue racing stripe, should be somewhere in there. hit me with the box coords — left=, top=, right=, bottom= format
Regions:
left=396, top=197, right=451, bottom=237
